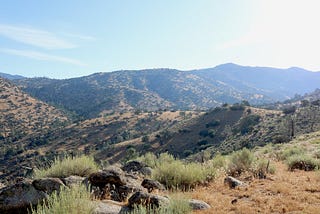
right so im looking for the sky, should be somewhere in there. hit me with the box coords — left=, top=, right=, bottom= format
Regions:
left=1, top=0, right=320, bottom=79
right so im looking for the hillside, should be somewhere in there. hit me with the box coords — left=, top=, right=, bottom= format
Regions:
left=0, top=78, right=69, bottom=180
left=0, top=72, right=25, bottom=80
left=15, top=64, right=320, bottom=119
left=0, top=109, right=201, bottom=182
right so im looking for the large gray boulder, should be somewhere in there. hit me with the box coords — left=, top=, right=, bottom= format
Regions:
left=189, top=199, right=211, bottom=210
left=93, top=201, right=128, bottom=214
left=128, top=191, right=169, bottom=208
left=0, top=181, right=48, bottom=213
left=32, top=178, right=65, bottom=194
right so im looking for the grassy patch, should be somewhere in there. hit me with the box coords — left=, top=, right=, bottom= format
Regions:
left=30, top=185, right=95, bottom=214
left=33, top=155, right=99, bottom=178
left=139, top=153, right=215, bottom=190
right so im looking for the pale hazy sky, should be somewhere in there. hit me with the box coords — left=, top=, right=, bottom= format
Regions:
left=0, top=0, right=319, bottom=79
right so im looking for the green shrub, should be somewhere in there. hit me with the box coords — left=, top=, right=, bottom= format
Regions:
left=286, top=154, right=320, bottom=171
left=211, top=153, right=226, bottom=169
left=33, top=155, right=99, bottom=179
left=31, top=185, right=95, bottom=214
left=227, top=148, right=254, bottom=176
left=129, top=197, right=192, bottom=214
left=278, top=146, right=305, bottom=161
left=144, top=153, right=215, bottom=190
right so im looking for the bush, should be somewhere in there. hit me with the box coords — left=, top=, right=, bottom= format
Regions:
left=141, top=153, right=215, bottom=190
left=227, top=148, right=255, bottom=176
left=33, top=155, right=99, bottom=178
left=278, top=146, right=305, bottom=161
left=211, top=153, right=226, bottom=169
left=31, top=185, right=95, bottom=214
left=286, top=155, right=320, bottom=171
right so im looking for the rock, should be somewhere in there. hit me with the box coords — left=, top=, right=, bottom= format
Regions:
left=122, top=161, right=152, bottom=176
left=128, top=191, right=170, bottom=208
left=224, top=176, right=243, bottom=189
left=141, top=179, right=165, bottom=193
left=89, top=167, right=126, bottom=189
left=140, top=167, right=153, bottom=176
left=0, top=180, right=48, bottom=213
left=109, top=175, right=145, bottom=202
left=93, top=201, right=128, bottom=214
left=62, top=175, right=86, bottom=187
left=32, top=178, right=65, bottom=194
left=0, top=182, right=5, bottom=190
left=122, top=160, right=146, bottom=173
left=188, top=199, right=211, bottom=210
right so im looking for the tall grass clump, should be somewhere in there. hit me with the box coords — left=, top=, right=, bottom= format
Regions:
left=129, top=198, right=192, bottom=214
left=31, top=185, right=95, bottom=214
left=33, top=155, right=99, bottom=179
left=150, top=153, right=215, bottom=190
left=227, top=148, right=254, bottom=176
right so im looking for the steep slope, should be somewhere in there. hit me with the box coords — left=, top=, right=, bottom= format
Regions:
left=15, top=64, right=320, bottom=119
left=0, top=78, right=69, bottom=141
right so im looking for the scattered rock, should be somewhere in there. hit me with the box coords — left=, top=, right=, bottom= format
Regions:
left=0, top=180, right=48, bottom=213
left=224, top=176, right=243, bottom=189
left=128, top=191, right=170, bottom=208
left=141, top=178, right=165, bottom=193
left=62, top=175, right=86, bottom=187
left=189, top=199, right=211, bottom=210
left=32, top=178, right=65, bottom=194
left=0, top=182, right=5, bottom=190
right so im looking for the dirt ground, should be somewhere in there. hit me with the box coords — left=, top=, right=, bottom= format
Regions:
left=189, top=162, right=320, bottom=214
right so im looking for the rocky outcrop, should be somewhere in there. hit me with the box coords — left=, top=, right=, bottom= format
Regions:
left=32, top=178, right=65, bottom=194
left=0, top=180, right=48, bottom=213
left=141, top=178, right=165, bottom=193
left=128, top=191, right=169, bottom=208
left=189, top=199, right=211, bottom=210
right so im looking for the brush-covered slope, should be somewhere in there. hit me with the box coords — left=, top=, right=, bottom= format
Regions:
left=15, top=64, right=320, bottom=119
left=0, top=78, right=69, bottom=142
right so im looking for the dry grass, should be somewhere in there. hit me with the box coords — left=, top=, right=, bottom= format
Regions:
left=188, top=162, right=320, bottom=214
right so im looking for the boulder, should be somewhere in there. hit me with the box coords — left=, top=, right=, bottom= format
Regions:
left=224, top=176, right=243, bottom=189
left=0, top=180, right=48, bottom=213
left=122, top=160, right=146, bottom=173
left=141, top=179, right=165, bottom=193
left=122, top=161, right=152, bottom=176
left=93, top=201, right=128, bottom=214
left=188, top=199, right=211, bottom=210
left=62, top=175, right=86, bottom=187
left=140, top=167, right=153, bottom=176
left=128, top=191, right=169, bottom=208
left=89, top=167, right=126, bottom=189
left=32, top=178, right=65, bottom=194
